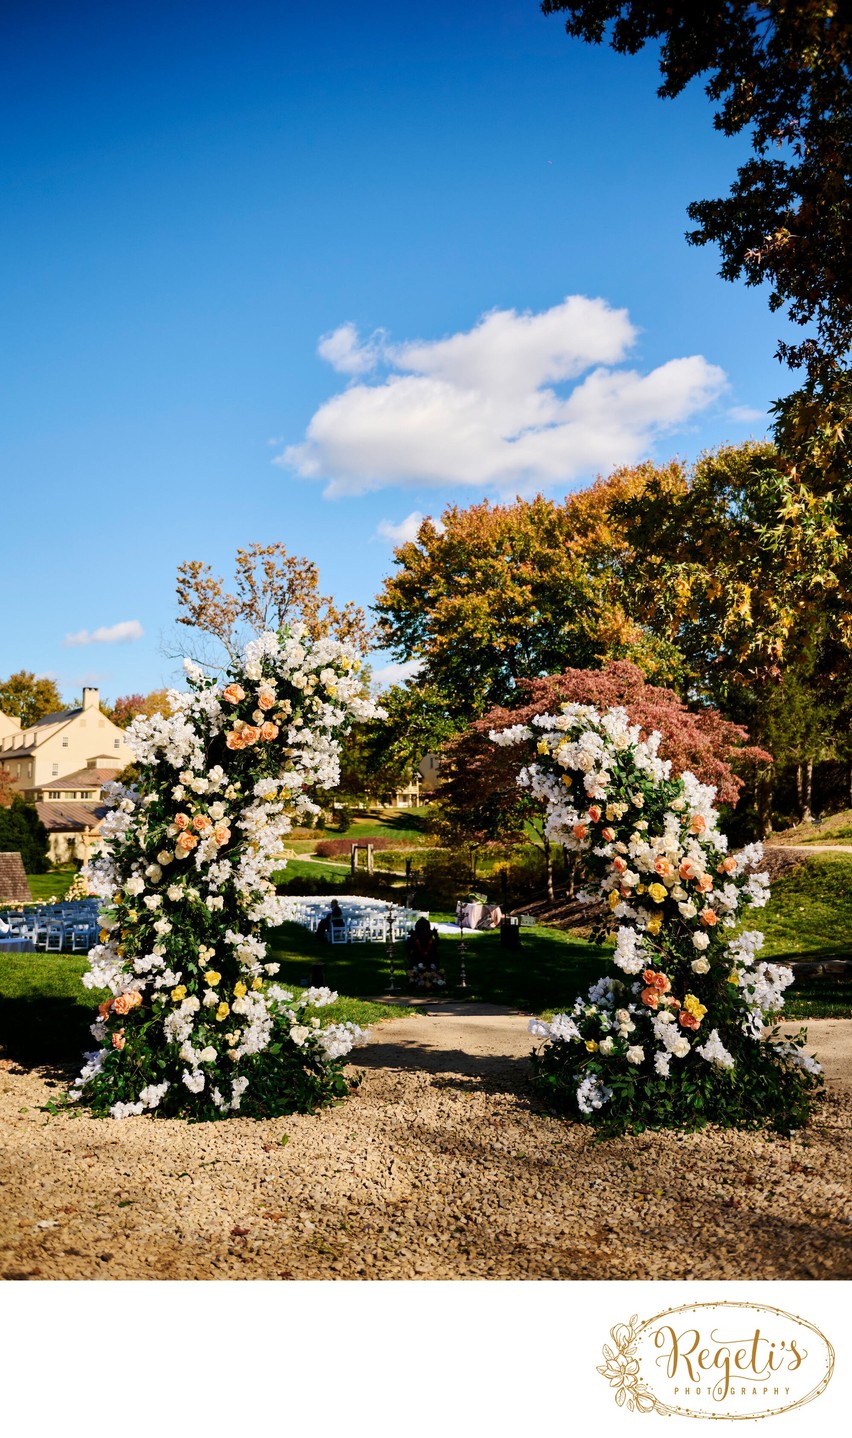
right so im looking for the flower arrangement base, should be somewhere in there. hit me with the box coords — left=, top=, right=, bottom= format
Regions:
left=492, top=703, right=824, bottom=1136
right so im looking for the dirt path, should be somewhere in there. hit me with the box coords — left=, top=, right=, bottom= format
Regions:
left=1, top=1005, right=850, bottom=1282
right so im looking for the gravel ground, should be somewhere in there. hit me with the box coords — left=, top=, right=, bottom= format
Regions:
left=1, top=1006, right=850, bottom=1282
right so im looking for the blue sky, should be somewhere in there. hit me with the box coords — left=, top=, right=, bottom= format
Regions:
left=1, top=0, right=789, bottom=704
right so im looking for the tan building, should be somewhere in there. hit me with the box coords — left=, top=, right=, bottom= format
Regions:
left=0, top=688, right=133, bottom=795
left=418, top=752, right=441, bottom=794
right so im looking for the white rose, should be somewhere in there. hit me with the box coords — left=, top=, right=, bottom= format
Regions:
left=626, top=1045, right=645, bottom=1065
left=145, top=863, right=162, bottom=883
left=125, top=876, right=144, bottom=896
left=691, top=957, right=711, bottom=974
left=157, top=850, right=173, bottom=866
left=599, top=1036, right=615, bottom=1056
left=143, top=895, right=161, bottom=910
left=199, top=1047, right=217, bottom=1063
left=692, top=931, right=710, bottom=951
left=672, top=1037, right=691, bottom=1058
left=678, top=901, right=698, bottom=919
left=167, top=885, right=182, bottom=901
left=289, top=1025, right=310, bottom=1047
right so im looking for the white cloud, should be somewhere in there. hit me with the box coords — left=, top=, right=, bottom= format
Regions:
left=279, top=296, right=727, bottom=497
left=370, top=658, right=424, bottom=690
left=317, top=322, right=386, bottom=376
left=376, top=511, right=445, bottom=545
left=727, top=405, right=766, bottom=424
left=64, top=619, right=144, bottom=647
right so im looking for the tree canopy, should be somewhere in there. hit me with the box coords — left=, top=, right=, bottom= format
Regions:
left=176, top=542, right=373, bottom=664
left=542, top=0, right=852, bottom=385
left=0, top=671, right=63, bottom=728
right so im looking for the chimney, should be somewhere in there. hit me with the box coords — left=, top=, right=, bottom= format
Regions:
left=82, top=687, right=100, bottom=711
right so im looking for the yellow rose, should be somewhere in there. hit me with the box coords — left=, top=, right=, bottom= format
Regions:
left=126, top=909, right=138, bottom=922
left=216, top=1002, right=230, bottom=1021
left=648, top=883, right=668, bottom=904
left=646, top=915, right=663, bottom=935
left=561, top=774, right=572, bottom=787
left=537, top=739, right=550, bottom=755
left=608, top=890, right=620, bottom=910
left=203, top=970, right=221, bottom=986
left=683, top=993, right=707, bottom=1020
left=233, top=981, right=248, bottom=998
left=171, top=985, right=187, bottom=1002
left=585, top=1040, right=599, bottom=1053
left=728, top=971, right=740, bottom=985
left=251, top=978, right=263, bottom=991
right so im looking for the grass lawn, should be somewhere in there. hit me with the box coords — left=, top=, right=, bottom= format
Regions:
left=758, top=853, right=852, bottom=964
left=775, top=809, right=852, bottom=845
left=20, top=870, right=77, bottom=903
left=0, top=951, right=412, bottom=1069
left=266, top=919, right=609, bottom=1012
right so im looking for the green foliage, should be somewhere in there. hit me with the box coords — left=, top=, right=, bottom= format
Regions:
left=0, top=670, right=63, bottom=728
left=0, top=798, right=49, bottom=872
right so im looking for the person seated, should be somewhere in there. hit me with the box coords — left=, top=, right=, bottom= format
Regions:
left=316, top=898, right=345, bottom=943
left=406, top=915, right=440, bottom=968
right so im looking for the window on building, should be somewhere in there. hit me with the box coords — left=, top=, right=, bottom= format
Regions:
left=52, top=763, right=59, bottom=776
left=62, top=736, right=69, bottom=747
left=49, top=791, right=60, bottom=799
left=114, top=738, right=120, bottom=748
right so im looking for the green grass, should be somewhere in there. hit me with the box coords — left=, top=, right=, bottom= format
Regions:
left=0, top=951, right=413, bottom=1070
left=273, top=857, right=350, bottom=883
left=20, top=870, right=76, bottom=903
left=757, top=853, right=852, bottom=965
left=776, top=807, right=852, bottom=845
left=266, top=919, right=609, bottom=1012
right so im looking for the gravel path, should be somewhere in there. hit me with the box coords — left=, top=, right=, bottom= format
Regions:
left=1, top=1005, right=850, bottom=1281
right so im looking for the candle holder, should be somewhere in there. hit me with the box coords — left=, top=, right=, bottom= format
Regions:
left=456, top=903, right=467, bottom=990
left=386, top=903, right=397, bottom=994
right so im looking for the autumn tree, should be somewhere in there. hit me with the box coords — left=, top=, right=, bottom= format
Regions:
left=107, top=690, right=173, bottom=728
left=0, top=765, right=14, bottom=808
left=438, top=660, right=769, bottom=898
left=175, top=542, right=374, bottom=665
left=0, top=671, right=63, bottom=728
left=374, top=494, right=681, bottom=721
left=542, top=1, right=852, bottom=387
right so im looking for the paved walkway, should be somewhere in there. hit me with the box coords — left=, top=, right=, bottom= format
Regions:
left=360, top=1001, right=851, bottom=1092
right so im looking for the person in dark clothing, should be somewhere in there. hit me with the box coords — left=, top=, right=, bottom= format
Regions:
left=406, top=914, right=440, bottom=968
left=317, top=899, right=345, bottom=943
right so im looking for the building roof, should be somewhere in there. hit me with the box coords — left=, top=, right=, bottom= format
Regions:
left=35, top=801, right=109, bottom=833
left=0, top=852, right=32, bottom=902
left=32, top=766, right=122, bottom=794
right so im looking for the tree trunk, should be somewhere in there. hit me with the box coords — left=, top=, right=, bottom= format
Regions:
left=563, top=848, right=577, bottom=898
left=802, top=761, right=813, bottom=823
left=543, top=834, right=554, bottom=903
left=756, top=771, right=774, bottom=839
left=848, top=762, right=852, bottom=808
left=796, top=765, right=803, bottom=817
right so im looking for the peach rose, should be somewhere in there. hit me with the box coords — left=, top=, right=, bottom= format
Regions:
left=700, top=907, right=718, bottom=926
left=601, top=827, right=616, bottom=842
left=721, top=855, right=738, bottom=874
left=176, top=831, right=198, bottom=854
left=587, top=805, right=602, bottom=823
left=257, top=689, right=276, bottom=710
left=241, top=725, right=260, bottom=746
left=654, top=857, right=674, bottom=878
left=259, top=721, right=279, bottom=742
left=225, top=730, right=246, bottom=750
left=690, top=814, right=707, bottom=834
left=173, top=812, right=191, bottom=830
left=640, top=986, right=660, bottom=1009
left=98, top=998, right=113, bottom=1018
left=642, top=969, right=670, bottom=993
left=696, top=873, right=714, bottom=893
left=679, top=858, right=700, bottom=881
left=192, top=814, right=212, bottom=832
left=213, top=824, right=231, bottom=847
left=111, top=1029, right=126, bottom=1050
left=222, top=684, right=246, bottom=704
left=112, top=992, right=139, bottom=1016
left=678, top=1011, right=700, bottom=1030
left=572, top=823, right=588, bottom=841
left=612, top=856, right=628, bottom=874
